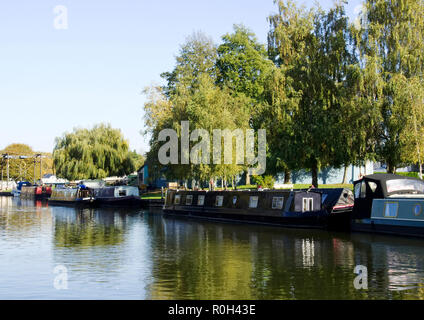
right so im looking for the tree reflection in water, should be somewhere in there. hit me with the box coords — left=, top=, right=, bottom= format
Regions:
left=1, top=198, right=424, bottom=299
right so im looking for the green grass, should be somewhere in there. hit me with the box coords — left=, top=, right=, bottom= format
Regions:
left=140, top=191, right=164, bottom=200
left=160, top=183, right=353, bottom=192
left=375, top=171, right=422, bottom=179
left=292, top=184, right=353, bottom=190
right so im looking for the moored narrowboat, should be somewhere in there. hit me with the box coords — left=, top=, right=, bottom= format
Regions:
left=352, top=174, right=424, bottom=237
left=94, top=186, right=141, bottom=206
left=48, top=186, right=95, bottom=206
left=20, top=185, right=52, bottom=200
left=163, top=188, right=354, bottom=229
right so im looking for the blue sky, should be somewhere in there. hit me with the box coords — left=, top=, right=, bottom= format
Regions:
left=0, top=0, right=361, bottom=154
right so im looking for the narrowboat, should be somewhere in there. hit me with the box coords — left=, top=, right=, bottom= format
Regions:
left=20, top=185, right=52, bottom=200
left=352, top=174, right=424, bottom=237
left=48, top=186, right=95, bottom=206
left=163, top=188, right=354, bottom=229
left=93, top=186, right=141, bottom=206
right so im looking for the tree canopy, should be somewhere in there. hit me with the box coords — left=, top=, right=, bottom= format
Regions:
left=143, top=0, right=424, bottom=186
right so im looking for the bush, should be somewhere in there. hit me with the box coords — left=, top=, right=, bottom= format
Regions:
left=252, top=175, right=275, bottom=189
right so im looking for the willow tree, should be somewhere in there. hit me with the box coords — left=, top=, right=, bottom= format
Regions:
left=53, top=124, right=136, bottom=181
left=354, top=0, right=424, bottom=173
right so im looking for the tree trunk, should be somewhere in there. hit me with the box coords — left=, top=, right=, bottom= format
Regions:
left=387, top=163, right=396, bottom=174
left=246, top=171, right=250, bottom=185
left=284, top=169, right=291, bottom=184
left=342, top=165, right=348, bottom=184
left=312, top=165, right=318, bottom=188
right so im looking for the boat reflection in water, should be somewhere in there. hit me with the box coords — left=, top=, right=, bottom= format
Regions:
left=1, top=197, right=424, bottom=299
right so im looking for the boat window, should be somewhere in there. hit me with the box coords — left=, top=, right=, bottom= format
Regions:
left=360, top=181, right=366, bottom=198
left=368, top=182, right=377, bottom=193
left=233, top=196, right=237, bottom=205
left=272, top=197, right=284, bottom=209
left=186, top=195, right=193, bottom=205
left=249, top=196, right=259, bottom=208
left=197, top=195, right=205, bottom=206
left=386, top=179, right=424, bottom=194
left=384, top=202, right=398, bottom=217
left=118, top=189, right=127, bottom=197
left=174, top=195, right=181, bottom=205
left=215, top=195, right=224, bottom=207
left=414, top=204, right=422, bottom=216
left=354, top=183, right=361, bottom=199
left=302, top=198, right=313, bottom=212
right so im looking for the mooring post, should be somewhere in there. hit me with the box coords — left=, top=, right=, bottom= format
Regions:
left=5, top=154, right=10, bottom=190
left=33, top=156, right=36, bottom=185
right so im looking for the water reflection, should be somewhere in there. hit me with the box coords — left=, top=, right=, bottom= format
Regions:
left=1, top=197, right=424, bottom=299
left=146, top=216, right=424, bottom=300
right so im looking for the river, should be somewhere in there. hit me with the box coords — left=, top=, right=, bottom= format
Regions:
left=0, top=196, right=424, bottom=299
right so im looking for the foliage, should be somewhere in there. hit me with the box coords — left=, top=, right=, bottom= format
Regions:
left=252, top=175, right=276, bottom=189
left=143, top=0, right=424, bottom=186
left=53, top=124, right=136, bottom=181
left=353, top=0, right=424, bottom=172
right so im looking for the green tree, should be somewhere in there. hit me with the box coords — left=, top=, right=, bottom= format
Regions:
left=354, top=0, right=424, bottom=173
left=53, top=124, right=136, bottom=180
left=0, top=143, right=53, bottom=182
left=144, top=33, right=252, bottom=187
left=268, top=0, right=359, bottom=186
left=216, top=25, right=276, bottom=183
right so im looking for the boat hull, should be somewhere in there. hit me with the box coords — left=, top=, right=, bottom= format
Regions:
left=95, top=196, right=142, bottom=207
left=48, top=199, right=95, bottom=207
left=352, top=219, right=424, bottom=238
left=163, top=207, right=329, bottom=228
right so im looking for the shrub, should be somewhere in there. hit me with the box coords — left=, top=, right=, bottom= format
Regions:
left=252, top=175, right=275, bottom=189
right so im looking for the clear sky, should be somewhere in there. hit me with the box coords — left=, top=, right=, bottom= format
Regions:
left=0, top=0, right=362, bottom=155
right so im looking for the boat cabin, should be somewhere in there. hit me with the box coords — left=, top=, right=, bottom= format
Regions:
left=49, top=186, right=94, bottom=204
left=93, top=186, right=141, bottom=206
left=352, top=174, right=424, bottom=237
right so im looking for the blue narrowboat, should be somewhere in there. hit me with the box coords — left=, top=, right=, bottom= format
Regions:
left=352, top=174, right=424, bottom=237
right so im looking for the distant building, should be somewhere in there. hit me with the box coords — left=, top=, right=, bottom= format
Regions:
left=137, top=163, right=171, bottom=189
left=41, top=174, right=68, bottom=185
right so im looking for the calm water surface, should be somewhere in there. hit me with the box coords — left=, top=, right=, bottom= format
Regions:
left=1, top=196, right=424, bottom=299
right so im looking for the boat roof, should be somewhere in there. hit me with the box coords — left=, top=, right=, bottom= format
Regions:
left=354, top=173, right=422, bottom=185
left=354, top=173, right=424, bottom=198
